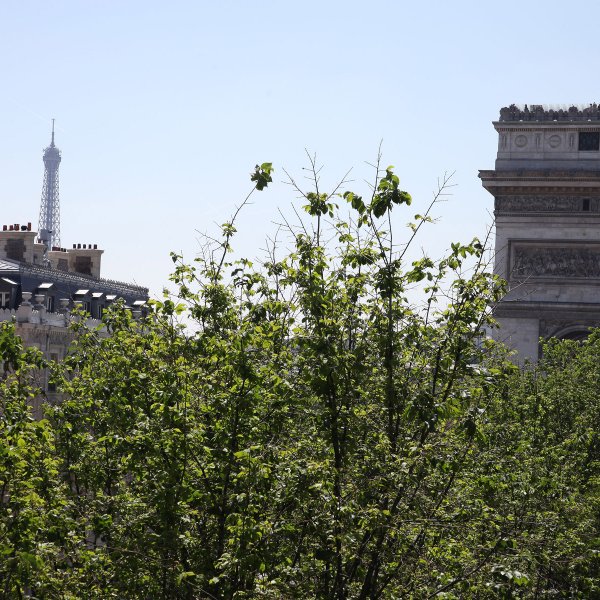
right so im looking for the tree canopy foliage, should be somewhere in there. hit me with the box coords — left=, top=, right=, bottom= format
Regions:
left=0, top=158, right=598, bottom=598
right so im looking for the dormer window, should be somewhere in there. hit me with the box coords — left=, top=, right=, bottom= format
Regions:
left=0, top=278, right=17, bottom=309
left=74, top=289, right=91, bottom=314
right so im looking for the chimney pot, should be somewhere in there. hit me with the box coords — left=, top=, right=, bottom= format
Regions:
left=27, top=222, right=31, bottom=231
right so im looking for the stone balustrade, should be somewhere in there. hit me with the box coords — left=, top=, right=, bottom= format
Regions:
left=0, top=300, right=103, bottom=330
left=500, top=103, right=600, bottom=122
left=0, top=307, right=17, bottom=322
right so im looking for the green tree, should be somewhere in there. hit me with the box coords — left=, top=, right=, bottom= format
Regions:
left=463, top=336, right=599, bottom=598
left=49, top=157, right=510, bottom=597
left=0, top=322, right=70, bottom=597
left=0, top=157, right=597, bottom=598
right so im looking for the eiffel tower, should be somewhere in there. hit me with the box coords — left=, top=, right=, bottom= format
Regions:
left=38, top=119, right=61, bottom=253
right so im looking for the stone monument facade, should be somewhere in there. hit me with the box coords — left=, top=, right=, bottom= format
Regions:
left=480, top=104, right=600, bottom=360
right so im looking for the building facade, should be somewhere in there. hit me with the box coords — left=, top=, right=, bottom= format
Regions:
left=1, top=127, right=148, bottom=413
left=0, top=224, right=148, bottom=414
left=480, top=104, right=600, bottom=360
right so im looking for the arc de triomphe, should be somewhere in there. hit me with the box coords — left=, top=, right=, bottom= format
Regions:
left=480, top=104, right=600, bottom=360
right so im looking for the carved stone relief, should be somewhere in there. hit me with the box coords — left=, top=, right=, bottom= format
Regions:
left=548, top=134, right=561, bottom=148
left=514, top=134, right=528, bottom=147
left=512, top=244, right=600, bottom=279
left=496, top=196, right=598, bottom=213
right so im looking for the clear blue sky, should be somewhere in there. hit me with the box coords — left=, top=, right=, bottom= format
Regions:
left=2, top=1, right=599, bottom=297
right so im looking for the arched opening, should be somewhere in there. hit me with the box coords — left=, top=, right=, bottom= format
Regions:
left=559, top=330, right=589, bottom=342
left=538, top=325, right=591, bottom=360
left=551, top=325, right=592, bottom=342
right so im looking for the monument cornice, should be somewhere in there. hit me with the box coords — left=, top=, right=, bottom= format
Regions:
left=494, top=300, right=600, bottom=320
left=495, top=212, right=600, bottom=218
left=492, top=300, right=600, bottom=323
left=479, top=169, right=600, bottom=180
left=482, top=184, right=600, bottom=195
left=491, top=186, right=600, bottom=194
left=479, top=170, right=600, bottom=195
left=494, top=125, right=600, bottom=133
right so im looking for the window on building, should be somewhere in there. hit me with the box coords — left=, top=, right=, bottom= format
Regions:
left=578, top=132, right=600, bottom=151
left=0, top=292, right=10, bottom=308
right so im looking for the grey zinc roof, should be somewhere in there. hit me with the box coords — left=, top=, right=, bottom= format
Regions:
left=0, top=258, right=19, bottom=272
left=0, top=257, right=148, bottom=303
